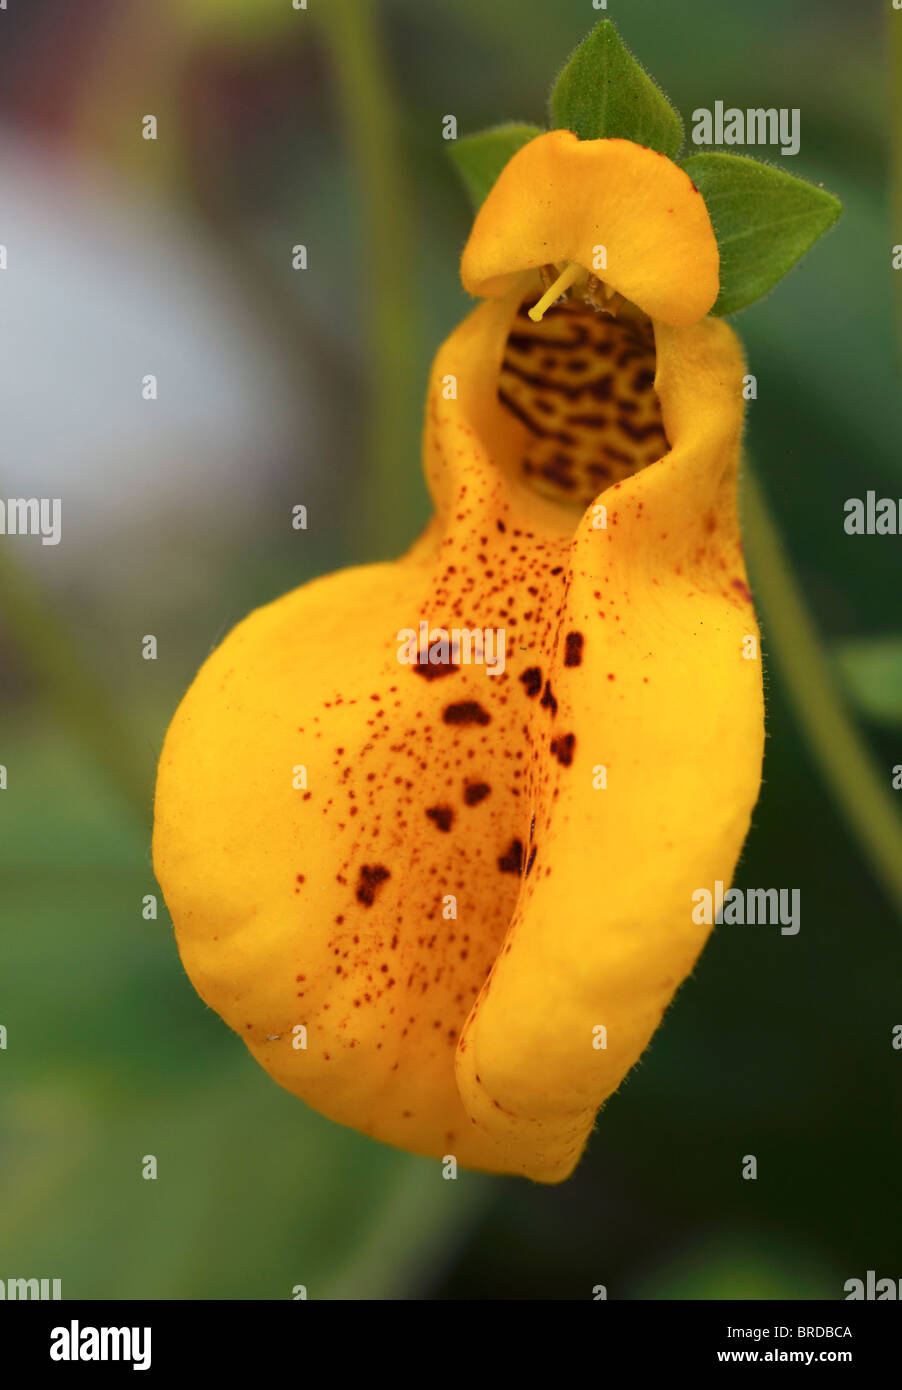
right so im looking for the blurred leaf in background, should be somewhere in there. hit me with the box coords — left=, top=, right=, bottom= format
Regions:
left=835, top=636, right=902, bottom=729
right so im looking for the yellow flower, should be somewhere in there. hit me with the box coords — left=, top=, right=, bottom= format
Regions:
left=153, top=131, right=764, bottom=1183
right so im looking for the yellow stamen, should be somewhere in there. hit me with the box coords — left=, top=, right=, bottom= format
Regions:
left=528, top=261, right=583, bottom=322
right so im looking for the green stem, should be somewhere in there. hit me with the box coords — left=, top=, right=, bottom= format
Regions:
left=316, top=0, right=416, bottom=561
left=742, top=468, right=902, bottom=917
left=892, top=12, right=902, bottom=361
left=0, top=548, right=151, bottom=824
left=321, top=1159, right=492, bottom=1299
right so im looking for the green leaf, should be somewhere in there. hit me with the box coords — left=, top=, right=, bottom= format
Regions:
left=448, top=122, right=544, bottom=209
left=682, top=152, right=842, bottom=315
left=834, top=635, right=902, bottom=728
left=549, top=20, right=683, bottom=158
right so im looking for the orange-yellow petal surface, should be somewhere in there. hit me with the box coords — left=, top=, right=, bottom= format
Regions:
left=461, top=131, right=719, bottom=328
left=153, top=277, right=763, bottom=1181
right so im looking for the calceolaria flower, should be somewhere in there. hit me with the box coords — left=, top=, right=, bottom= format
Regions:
left=153, top=22, right=840, bottom=1182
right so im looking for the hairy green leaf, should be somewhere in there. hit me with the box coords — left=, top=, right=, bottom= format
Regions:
left=549, top=20, right=683, bottom=157
left=682, top=152, right=842, bottom=315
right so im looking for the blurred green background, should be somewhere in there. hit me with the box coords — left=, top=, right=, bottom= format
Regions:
left=1, top=0, right=900, bottom=1299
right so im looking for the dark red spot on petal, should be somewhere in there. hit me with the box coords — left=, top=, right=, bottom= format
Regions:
left=550, top=733, right=576, bottom=767
left=412, top=662, right=458, bottom=680
left=564, top=632, right=584, bottom=667
left=443, top=701, right=491, bottom=726
left=520, top=667, right=542, bottom=698
left=498, top=839, right=524, bottom=874
left=355, top=863, right=391, bottom=906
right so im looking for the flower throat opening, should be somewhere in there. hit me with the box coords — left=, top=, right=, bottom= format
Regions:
left=497, top=272, right=669, bottom=508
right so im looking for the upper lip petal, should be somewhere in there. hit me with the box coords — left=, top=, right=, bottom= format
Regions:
left=460, top=130, right=720, bottom=329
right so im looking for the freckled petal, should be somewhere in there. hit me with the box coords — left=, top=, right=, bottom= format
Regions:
left=153, top=555, right=507, bottom=1162
left=461, top=131, right=719, bottom=328
left=454, top=315, right=764, bottom=1181
left=154, top=287, right=762, bottom=1181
